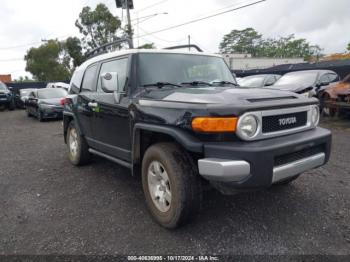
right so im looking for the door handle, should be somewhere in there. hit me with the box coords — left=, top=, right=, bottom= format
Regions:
left=88, top=102, right=98, bottom=108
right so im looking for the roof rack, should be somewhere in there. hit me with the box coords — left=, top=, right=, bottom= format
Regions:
left=86, top=38, right=133, bottom=59
left=163, top=44, right=203, bottom=52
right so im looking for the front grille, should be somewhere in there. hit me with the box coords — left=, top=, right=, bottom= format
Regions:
left=262, top=111, right=307, bottom=133
left=274, top=145, right=324, bottom=167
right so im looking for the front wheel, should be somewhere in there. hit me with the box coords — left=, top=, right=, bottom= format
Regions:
left=37, top=110, right=44, bottom=122
left=66, top=121, right=91, bottom=166
left=142, top=143, right=202, bottom=229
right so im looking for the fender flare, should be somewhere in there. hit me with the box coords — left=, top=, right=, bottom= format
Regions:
left=132, top=123, right=203, bottom=169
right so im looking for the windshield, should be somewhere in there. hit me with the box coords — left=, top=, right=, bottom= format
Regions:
left=273, top=72, right=318, bottom=87
left=138, top=53, right=235, bottom=86
left=37, top=88, right=67, bottom=99
left=0, top=82, right=7, bottom=90
left=239, top=75, right=266, bottom=88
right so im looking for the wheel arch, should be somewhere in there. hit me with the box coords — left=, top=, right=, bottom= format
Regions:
left=131, top=123, right=203, bottom=176
left=63, top=112, right=83, bottom=144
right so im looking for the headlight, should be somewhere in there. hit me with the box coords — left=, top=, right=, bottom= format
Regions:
left=311, top=106, right=320, bottom=126
left=237, top=114, right=259, bottom=139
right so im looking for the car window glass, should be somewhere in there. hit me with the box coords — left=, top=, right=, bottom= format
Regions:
left=265, top=75, right=276, bottom=85
left=97, top=58, right=128, bottom=93
left=319, top=74, right=330, bottom=83
left=81, top=64, right=98, bottom=92
left=328, top=74, right=338, bottom=83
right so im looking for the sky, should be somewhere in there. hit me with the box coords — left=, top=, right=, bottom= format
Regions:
left=0, top=0, right=349, bottom=80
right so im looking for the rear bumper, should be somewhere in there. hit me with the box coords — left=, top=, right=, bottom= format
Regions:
left=198, top=127, right=331, bottom=190
left=42, top=108, right=63, bottom=119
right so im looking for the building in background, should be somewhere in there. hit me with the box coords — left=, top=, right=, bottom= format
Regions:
left=222, top=54, right=304, bottom=70
left=0, top=74, right=12, bottom=83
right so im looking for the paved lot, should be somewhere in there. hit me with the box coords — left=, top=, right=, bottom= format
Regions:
left=0, top=110, right=349, bottom=255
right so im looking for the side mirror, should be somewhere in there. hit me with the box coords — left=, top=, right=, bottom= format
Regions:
left=101, top=72, right=119, bottom=93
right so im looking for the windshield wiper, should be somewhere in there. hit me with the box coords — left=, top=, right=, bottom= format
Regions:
left=211, top=80, right=239, bottom=86
left=181, top=81, right=213, bottom=86
left=143, top=82, right=182, bottom=88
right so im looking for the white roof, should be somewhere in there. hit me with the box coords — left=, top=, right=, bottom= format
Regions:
left=71, top=48, right=222, bottom=89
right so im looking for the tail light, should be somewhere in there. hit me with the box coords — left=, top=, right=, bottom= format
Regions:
left=60, top=98, right=66, bottom=106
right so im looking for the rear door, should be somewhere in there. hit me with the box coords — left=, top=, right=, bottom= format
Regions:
left=76, top=63, right=99, bottom=141
left=90, top=56, right=132, bottom=161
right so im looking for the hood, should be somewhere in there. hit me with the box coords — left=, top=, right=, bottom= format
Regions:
left=139, top=86, right=302, bottom=106
left=39, top=98, right=62, bottom=106
left=267, top=84, right=312, bottom=93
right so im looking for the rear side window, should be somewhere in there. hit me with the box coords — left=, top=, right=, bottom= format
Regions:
left=97, top=58, right=129, bottom=93
left=81, top=64, right=98, bottom=92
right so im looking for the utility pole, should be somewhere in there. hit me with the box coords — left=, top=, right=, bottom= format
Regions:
left=125, top=0, right=134, bottom=48
left=188, top=35, right=191, bottom=51
left=115, top=0, right=134, bottom=48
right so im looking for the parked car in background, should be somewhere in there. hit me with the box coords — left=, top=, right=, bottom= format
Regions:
left=320, top=73, right=350, bottom=116
left=26, top=88, right=67, bottom=121
left=271, top=70, right=340, bottom=98
left=15, top=88, right=36, bottom=109
left=238, top=74, right=281, bottom=88
left=0, top=81, right=15, bottom=110
left=46, top=82, right=70, bottom=91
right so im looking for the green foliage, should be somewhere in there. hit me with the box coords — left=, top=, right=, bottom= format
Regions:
left=219, top=28, right=322, bottom=59
left=64, top=37, right=85, bottom=67
left=14, top=76, right=35, bottom=83
left=25, top=40, right=71, bottom=81
left=347, top=42, right=350, bottom=52
left=219, top=28, right=262, bottom=56
left=138, top=43, right=156, bottom=49
left=75, top=3, right=122, bottom=51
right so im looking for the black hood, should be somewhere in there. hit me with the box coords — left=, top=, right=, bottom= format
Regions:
left=139, top=86, right=299, bottom=105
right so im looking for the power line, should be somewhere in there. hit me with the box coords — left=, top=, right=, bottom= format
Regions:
left=0, top=35, right=71, bottom=50
left=137, top=0, right=169, bottom=12
left=0, top=58, right=24, bottom=62
left=136, top=0, right=267, bottom=39
left=138, top=26, right=187, bottom=43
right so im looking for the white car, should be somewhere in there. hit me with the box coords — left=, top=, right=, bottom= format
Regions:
left=46, top=82, right=70, bottom=91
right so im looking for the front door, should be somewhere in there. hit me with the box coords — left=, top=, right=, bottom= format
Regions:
left=76, top=64, right=99, bottom=140
left=90, top=57, right=132, bottom=162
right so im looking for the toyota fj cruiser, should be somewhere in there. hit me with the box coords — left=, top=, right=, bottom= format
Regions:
left=63, top=43, right=331, bottom=228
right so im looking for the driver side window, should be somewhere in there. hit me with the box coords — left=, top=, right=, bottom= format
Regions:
left=97, top=58, right=128, bottom=93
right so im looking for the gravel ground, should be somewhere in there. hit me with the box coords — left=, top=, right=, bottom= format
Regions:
left=0, top=110, right=349, bottom=255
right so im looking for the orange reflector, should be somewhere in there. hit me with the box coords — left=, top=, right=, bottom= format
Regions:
left=192, top=117, right=238, bottom=133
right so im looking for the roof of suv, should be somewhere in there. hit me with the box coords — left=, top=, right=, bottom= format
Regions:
left=79, top=48, right=221, bottom=71
left=71, top=48, right=222, bottom=90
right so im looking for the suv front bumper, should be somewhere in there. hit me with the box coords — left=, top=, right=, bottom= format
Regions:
left=198, top=127, right=331, bottom=191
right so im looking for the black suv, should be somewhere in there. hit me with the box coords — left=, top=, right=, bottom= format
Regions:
left=0, top=81, right=15, bottom=110
left=63, top=46, right=331, bottom=228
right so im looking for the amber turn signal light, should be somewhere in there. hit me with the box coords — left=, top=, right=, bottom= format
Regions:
left=192, top=117, right=238, bottom=133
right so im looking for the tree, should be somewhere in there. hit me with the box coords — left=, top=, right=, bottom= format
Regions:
left=138, top=43, right=156, bottom=49
left=219, top=28, right=322, bottom=59
left=219, top=28, right=262, bottom=56
left=64, top=37, right=85, bottom=67
left=25, top=40, right=71, bottom=81
left=75, top=3, right=122, bottom=51
left=347, top=42, right=350, bottom=52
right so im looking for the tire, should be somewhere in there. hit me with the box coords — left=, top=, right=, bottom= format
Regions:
left=66, top=121, right=91, bottom=166
left=274, top=175, right=300, bottom=186
left=37, top=110, right=44, bottom=122
left=26, top=109, right=32, bottom=117
left=142, top=142, right=202, bottom=229
left=322, top=94, right=337, bottom=117
left=8, top=99, right=15, bottom=111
